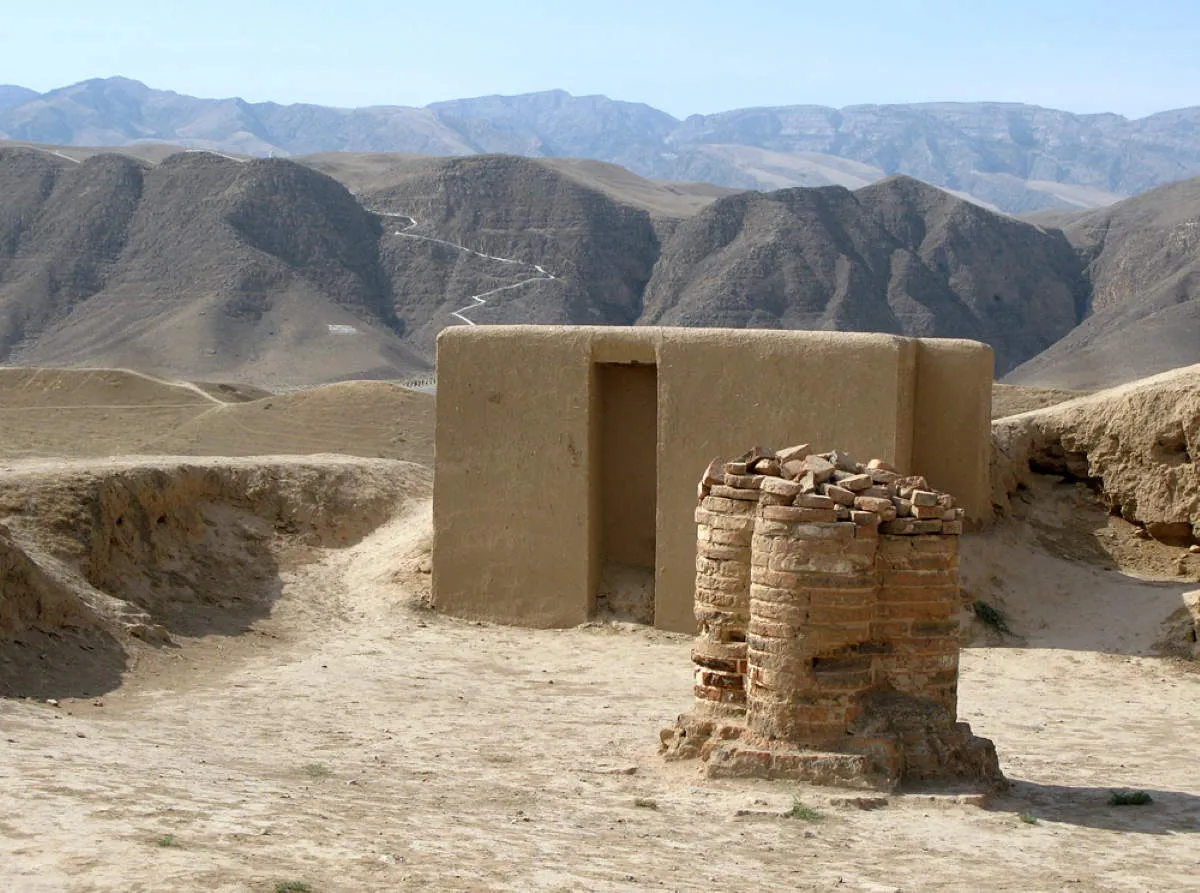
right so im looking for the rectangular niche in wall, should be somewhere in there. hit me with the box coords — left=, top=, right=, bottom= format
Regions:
left=594, top=362, right=658, bottom=623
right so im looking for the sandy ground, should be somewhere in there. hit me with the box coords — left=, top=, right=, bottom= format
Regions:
left=0, top=368, right=434, bottom=465
left=2, top=496, right=1198, bottom=893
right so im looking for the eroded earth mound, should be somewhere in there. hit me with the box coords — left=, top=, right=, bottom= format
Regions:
left=992, top=364, right=1200, bottom=542
left=0, top=455, right=431, bottom=698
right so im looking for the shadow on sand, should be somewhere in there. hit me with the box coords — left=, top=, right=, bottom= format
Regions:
left=986, top=779, right=1200, bottom=834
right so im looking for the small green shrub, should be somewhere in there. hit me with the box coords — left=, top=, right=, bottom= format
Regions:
left=156, top=834, right=180, bottom=847
left=633, top=797, right=658, bottom=809
left=786, top=798, right=821, bottom=821
left=1109, top=790, right=1153, bottom=806
left=1018, top=812, right=1038, bottom=824
left=302, top=763, right=332, bottom=779
left=274, top=883, right=314, bottom=893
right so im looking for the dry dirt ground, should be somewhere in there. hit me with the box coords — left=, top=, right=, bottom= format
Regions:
left=0, top=368, right=434, bottom=465
left=1, top=376, right=1199, bottom=892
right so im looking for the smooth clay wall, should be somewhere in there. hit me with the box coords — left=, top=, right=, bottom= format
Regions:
left=433, top=326, right=993, bottom=632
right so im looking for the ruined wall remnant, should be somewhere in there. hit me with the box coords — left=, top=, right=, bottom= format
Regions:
left=662, top=445, right=1003, bottom=791
left=433, top=325, right=994, bottom=632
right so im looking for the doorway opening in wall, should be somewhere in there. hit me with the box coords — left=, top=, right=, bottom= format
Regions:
left=594, top=362, right=658, bottom=624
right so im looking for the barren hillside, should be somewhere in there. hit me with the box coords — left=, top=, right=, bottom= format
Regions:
left=642, top=176, right=1086, bottom=374
left=0, top=149, right=428, bottom=388
left=1006, top=177, right=1200, bottom=389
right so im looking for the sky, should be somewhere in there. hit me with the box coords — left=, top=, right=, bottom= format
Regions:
left=2, top=0, right=1197, bottom=118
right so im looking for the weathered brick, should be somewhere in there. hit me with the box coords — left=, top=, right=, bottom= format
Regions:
left=708, top=513, right=756, bottom=533
left=874, top=601, right=957, bottom=620
left=838, top=473, right=874, bottom=492
left=824, top=484, right=857, bottom=506
left=702, top=495, right=756, bottom=514
left=794, top=493, right=835, bottom=509
left=800, top=454, right=836, bottom=483
left=760, top=476, right=802, bottom=498
left=695, top=589, right=743, bottom=610
left=748, top=618, right=797, bottom=639
left=806, top=603, right=875, bottom=625
left=709, top=485, right=761, bottom=502
left=710, top=528, right=753, bottom=546
left=760, top=505, right=837, bottom=523
left=880, top=569, right=956, bottom=587
left=750, top=600, right=809, bottom=626
left=854, top=495, right=893, bottom=513
left=695, top=572, right=750, bottom=593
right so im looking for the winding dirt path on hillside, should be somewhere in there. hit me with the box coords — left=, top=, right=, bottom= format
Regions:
left=372, top=210, right=558, bottom=325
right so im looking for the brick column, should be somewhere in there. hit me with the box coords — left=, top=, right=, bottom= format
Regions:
left=691, top=483, right=758, bottom=716
left=746, top=507, right=879, bottom=747
left=874, top=532, right=962, bottom=715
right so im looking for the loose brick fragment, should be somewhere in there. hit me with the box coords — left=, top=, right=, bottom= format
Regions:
left=854, top=495, right=893, bottom=514
left=702, top=457, right=726, bottom=487
left=800, top=454, right=836, bottom=484
left=777, top=443, right=810, bottom=463
left=838, top=473, right=873, bottom=492
left=760, top=505, right=837, bottom=523
left=709, top=485, right=760, bottom=501
left=794, top=493, right=835, bottom=509
left=761, top=476, right=802, bottom=498
left=829, top=449, right=860, bottom=472
left=870, top=467, right=901, bottom=485
left=824, top=484, right=856, bottom=506
left=749, top=459, right=778, bottom=478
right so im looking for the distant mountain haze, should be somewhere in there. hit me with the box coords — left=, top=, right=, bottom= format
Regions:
left=4, top=78, right=1200, bottom=213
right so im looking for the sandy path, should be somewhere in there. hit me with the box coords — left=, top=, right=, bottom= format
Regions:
left=2, top=508, right=1198, bottom=892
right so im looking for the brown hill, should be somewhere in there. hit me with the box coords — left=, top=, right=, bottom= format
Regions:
left=0, top=148, right=429, bottom=388
left=640, top=176, right=1086, bottom=374
left=1005, top=177, right=1200, bottom=389
left=299, top=151, right=737, bottom=220
left=358, top=154, right=664, bottom=354
left=0, top=368, right=433, bottom=465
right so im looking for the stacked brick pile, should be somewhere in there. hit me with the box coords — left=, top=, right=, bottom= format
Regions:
left=665, top=443, right=1002, bottom=791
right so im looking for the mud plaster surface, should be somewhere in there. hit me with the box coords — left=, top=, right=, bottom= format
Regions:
left=1, top=498, right=1198, bottom=893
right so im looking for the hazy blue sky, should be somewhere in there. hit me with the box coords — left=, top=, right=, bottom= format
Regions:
left=3, top=0, right=1197, bottom=117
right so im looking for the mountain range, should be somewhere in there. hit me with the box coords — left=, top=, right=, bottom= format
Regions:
left=4, top=78, right=1200, bottom=214
left=7, top=140, right=1192, bottom=389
